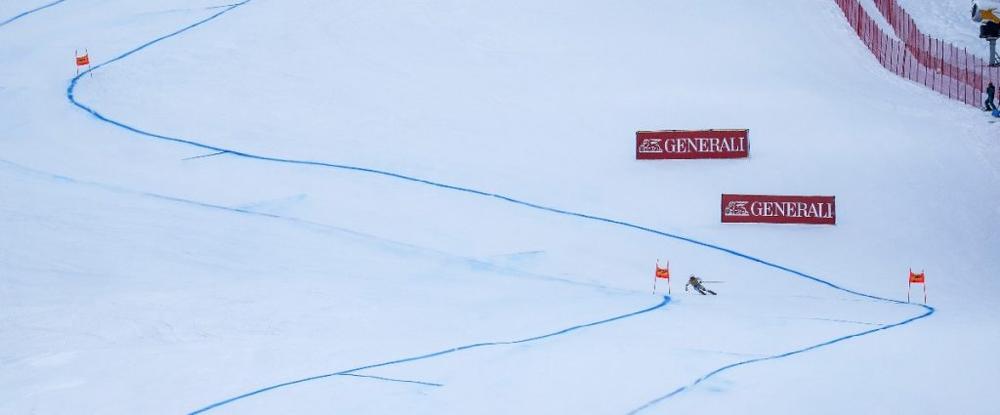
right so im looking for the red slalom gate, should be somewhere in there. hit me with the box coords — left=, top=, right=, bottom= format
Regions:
left=636, top=129, right=749, bottom=160
left=75, top=49, right=92, bottom=76
left=721, top=194, right=836, bottom=225
left=908, top=268, right=927, bottom=303
left=653, top=260, right=670, bottom=294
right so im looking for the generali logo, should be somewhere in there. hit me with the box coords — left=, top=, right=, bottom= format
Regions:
left=636, top=129, right=749, bottom=159
left=723, top=200, right=750, bottom=217
left=638, top=138, right=664, bottom=153
left=721, top=194, right=836, bottom=225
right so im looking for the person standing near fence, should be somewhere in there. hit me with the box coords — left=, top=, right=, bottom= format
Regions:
left=986, top=82, right=997, bottom=112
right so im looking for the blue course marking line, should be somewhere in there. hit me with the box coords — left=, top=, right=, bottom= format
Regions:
left=0, top=157, right=621, bottom=294
left=0, top=159, right=629, bottom=298
left=0, top=157, right=660, bottom=408
left=626, top=302, right=934, bottom=414
left=337, top=373, right=443, bottom=388
left=182, top=150, right=228, bottom=160
left=0, top=0, right=68, bottom=28
left=188, top=296, right=671, bottom=415
left=60, top=1, right=937, bottom=413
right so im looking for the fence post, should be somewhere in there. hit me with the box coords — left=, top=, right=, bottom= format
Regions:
left=919, top=35, right=925, bottom=87
left=903, top=40, right=908, bottom=79
left=935, top=38, right=940, bottom=93
left=919, top=37, right=925, bottom=86
left=948, top=45, right=953, bottom=99
left=926, top=36, right=932, bottom=87
left=965, top=48, right=969, bottom=104
left=927, top=44, right=932, bottom=87
left=900, top=41, right=904, bottom=74
left=965, top=47, right=976, bottom=103
left=934, top=39, right=944, bottom=93
left=883, top=32, right=888, bottom=66
left=892, top=42, right=903, bottom=76
left=891, top=39, right=896, bottom=73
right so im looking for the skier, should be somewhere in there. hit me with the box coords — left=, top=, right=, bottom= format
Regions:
left=986, top=82, right=997, bottom=112
left=685, top=275, right=716, bottom=295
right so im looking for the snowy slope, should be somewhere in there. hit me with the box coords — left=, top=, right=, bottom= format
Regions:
left=1, top=0, right=999, bottom=414
left=861, top=0, right=901, bottom=38
left=898, top=0, right=994, bottom=59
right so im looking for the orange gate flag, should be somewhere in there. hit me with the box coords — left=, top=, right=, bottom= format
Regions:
left=653, top=260, right=670, bottom=295
left=655, top=265, right=670, bottom=279
left=908, top=268, right=927, bottom=304
left=76, top=54, right=90, bottom=66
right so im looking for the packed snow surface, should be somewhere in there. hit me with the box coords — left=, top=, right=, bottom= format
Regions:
left=1, top=0, right=998, bottom=414
left=899, top=0, right=996, bottom=60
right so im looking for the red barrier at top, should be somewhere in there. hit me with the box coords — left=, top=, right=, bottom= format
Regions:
left=722, top=194, right=836, bottom=225
left=76, top=54, right=89, bottom=66
left=833, top=0, right=1000, bottom=108
left=636, top=129, right=749, bottom=160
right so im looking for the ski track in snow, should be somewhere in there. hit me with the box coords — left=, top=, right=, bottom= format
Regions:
left=336, top=373, right=444, bottom=388
left=188, top=296, right=673, bottom=415
left=0, top=158, right=621, bottom=294
left=0, top=0, right=930, bottom=412
left=0, top=0, right=69, bottom=28
left=625, top=304, right=932, bottom=414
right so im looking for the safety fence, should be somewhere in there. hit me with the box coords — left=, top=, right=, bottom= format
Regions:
left=834, top=0, right=1000, bottom=107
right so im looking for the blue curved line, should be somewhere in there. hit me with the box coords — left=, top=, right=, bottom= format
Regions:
left=62, top=0, right=912, bottom=307
left=337, top=373, right=443, bottom=388
left=626, top=302, right=934, bottom=414
left=0, top=0, right=68, bottom=28
left=64, top=0, right=902, bottom=306
left=188, top=296, right=672, bottom=414
left=60, top=1, right=936, bottom=413
left=0, top=157, right=620, bottom=293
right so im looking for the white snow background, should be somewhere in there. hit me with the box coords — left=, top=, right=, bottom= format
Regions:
left=1, top=0, right=998, bottom=414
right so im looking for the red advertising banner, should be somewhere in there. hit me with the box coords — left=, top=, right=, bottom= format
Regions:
left=636, top=129, right=749, bottom=159
left=721, top=194, right=836, bottom=225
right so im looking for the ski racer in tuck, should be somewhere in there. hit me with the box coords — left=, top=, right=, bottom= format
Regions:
left=685, top=275, right=717, bottom=295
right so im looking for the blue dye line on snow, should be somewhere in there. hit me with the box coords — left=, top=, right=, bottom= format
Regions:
left=789, top=316, right=886, bottom=326
left=64, top=0, right=915, bottom=308
left=182, top=150, right=228, bottom=160
left=337, top=373, right=443, bottom=388
left=626, top=302, right=933, bottom=414
left=188, top=296, right=671, bottom=414
left=58, top=1, right=937, bottom=413
left=0, top=158, right=620, bottom=295
left=0, top=0, right=68, bottom=28
left=205, top=3, right=243, bottom=10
